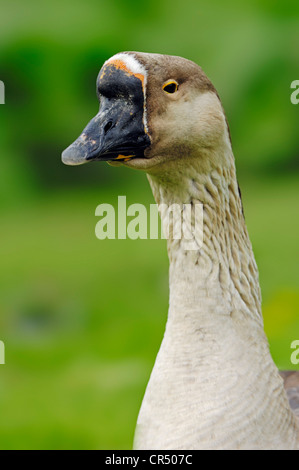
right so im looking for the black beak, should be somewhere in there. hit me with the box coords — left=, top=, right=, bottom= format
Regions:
left=62, top=92, right=151, bottom=166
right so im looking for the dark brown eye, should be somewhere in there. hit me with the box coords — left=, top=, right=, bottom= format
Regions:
left=163, top=80, right=179, bottom=94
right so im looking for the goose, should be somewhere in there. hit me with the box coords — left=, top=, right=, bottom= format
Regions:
left=62, top=52, right=299, bottom=450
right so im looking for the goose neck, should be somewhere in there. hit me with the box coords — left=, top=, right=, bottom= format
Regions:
left=147, top=152, right=262, bottom=326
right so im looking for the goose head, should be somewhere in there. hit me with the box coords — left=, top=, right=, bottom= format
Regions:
left=62, top=52, right=230, bottom=177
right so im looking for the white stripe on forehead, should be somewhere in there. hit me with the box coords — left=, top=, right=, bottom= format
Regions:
left=104, top=53, right=149, bottom=133
left=105, top=52, right=147, bottom=76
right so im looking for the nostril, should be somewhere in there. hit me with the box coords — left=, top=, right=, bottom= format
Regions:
left=104, top=121, right=114, bottom=134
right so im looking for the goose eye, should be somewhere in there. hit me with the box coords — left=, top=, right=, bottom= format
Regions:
left=163, top=80, right=179, bottom=94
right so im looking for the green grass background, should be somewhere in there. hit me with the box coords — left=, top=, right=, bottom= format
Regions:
left=0, top=0, right=298, bottom=450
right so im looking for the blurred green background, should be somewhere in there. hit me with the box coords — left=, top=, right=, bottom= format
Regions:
left=0, top=0, right=298, bottom=450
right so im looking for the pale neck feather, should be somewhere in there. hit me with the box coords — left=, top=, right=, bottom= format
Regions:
left=134, top=144, right=299, bottom=450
